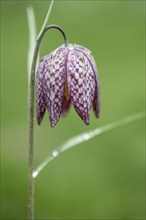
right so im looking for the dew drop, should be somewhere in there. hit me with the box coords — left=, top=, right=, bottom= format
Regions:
left=83, top=134, right=90, bottom=140
left=52, top=150, right=60, bottom=158
left=32, top=170, right=38, bottom=178
left=68, top=44, right=74, bottom=51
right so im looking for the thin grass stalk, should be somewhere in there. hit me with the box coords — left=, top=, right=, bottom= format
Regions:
left=33, top=111, right=145, bottom=178
left=27, top=1, right=55, bottom=219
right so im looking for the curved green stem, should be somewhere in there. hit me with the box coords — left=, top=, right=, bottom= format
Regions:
left=38, top=24, right=68, bottom=46
left=28, top=24, right=68, bottom=220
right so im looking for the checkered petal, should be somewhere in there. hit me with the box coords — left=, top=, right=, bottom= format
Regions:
left=67, top=48, right=96, bottom=125
left=36, top=56, right=48, bottom=125
left=92, top=75, right=100, bottom=117
left=36, top=43, right=100, bottom=127
left=43, top=47, right=69, bottom=127
left=74, top=44, right=100, bottom=117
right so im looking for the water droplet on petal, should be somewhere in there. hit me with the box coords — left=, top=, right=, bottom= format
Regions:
left=68, top=44, right=74, bottom=51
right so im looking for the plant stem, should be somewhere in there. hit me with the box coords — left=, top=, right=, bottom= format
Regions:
left=28, top=42, right=39, bottom=220
left=28, top=25, right=68, bottom=220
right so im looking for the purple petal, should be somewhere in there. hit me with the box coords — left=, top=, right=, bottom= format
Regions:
left=67, top=49, right=96, bottom=125
left=36, top=57, right=48, bottom=125
left=74, top=44, right=100, bottom=117
left=92, top=75, right=100, bottom=117
left=43, top=47, right=69, bottom=127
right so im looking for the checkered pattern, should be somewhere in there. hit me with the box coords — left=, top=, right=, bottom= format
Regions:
left=36, top=56, right=48, bottom=125
left=67, top=48, right=96, bottom=125
left=36, top=44, right=100, bottom=127
left=74, top=45, right=100, bottom=117
left=43, top=47, right=68, bottom=127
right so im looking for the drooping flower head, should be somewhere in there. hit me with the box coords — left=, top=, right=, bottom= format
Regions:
left=36, top=43, right=100, bottom=127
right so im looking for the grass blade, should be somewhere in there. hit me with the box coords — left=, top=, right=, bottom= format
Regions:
left=33, top=111, right=145, bottom=178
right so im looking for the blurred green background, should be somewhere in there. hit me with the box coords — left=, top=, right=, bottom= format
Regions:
left=1, top=0, right=145, bottom=219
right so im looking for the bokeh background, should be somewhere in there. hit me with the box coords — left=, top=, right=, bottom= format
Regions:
left=1, top=0, right=145, bottom=219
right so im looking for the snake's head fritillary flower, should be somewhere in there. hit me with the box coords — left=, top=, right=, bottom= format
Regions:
left=36, top=44, right=100, bottom=127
